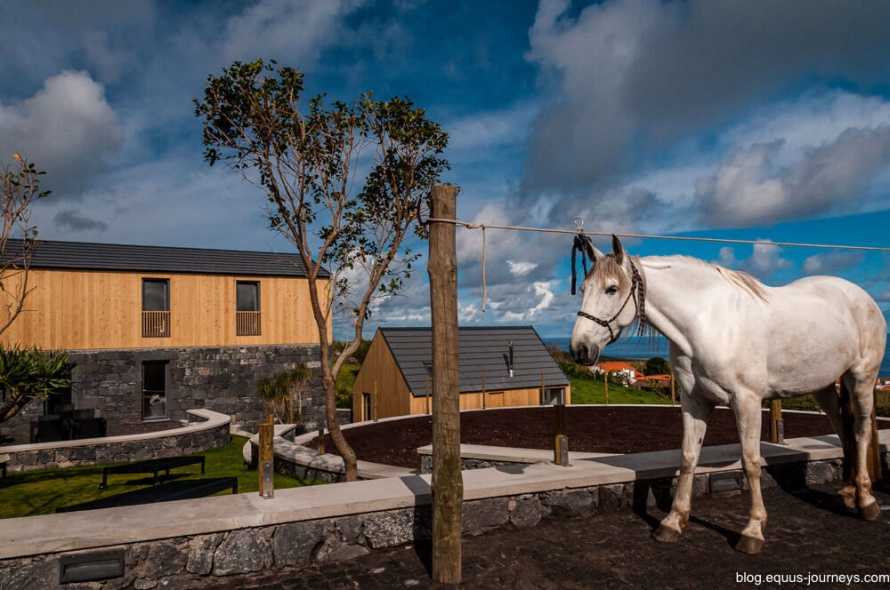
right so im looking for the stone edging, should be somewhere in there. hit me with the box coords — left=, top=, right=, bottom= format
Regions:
left=1, top=409, right=231, bottom=472
left=0, top=433, right=887, bottom=589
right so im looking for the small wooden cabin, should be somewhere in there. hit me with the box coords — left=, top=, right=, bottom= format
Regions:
left=0, top=239, right=330, bottom=443
left=352, top=326, right=570, bottom=422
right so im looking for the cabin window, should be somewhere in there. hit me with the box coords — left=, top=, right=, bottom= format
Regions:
left=543, top=387, right=565, bottom=405
left=142, top=279, right=170, bottom=337
left=236, top=281, right=261, bottom=336
left=142, top=361, right=169, bottom=420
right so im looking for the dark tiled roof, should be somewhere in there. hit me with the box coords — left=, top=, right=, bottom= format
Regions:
left=7, top=239, right=327, bottom=278
left=379, top=326, right=569, bottom=397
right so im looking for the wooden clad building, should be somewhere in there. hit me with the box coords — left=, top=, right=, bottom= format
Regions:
left=1, top=240, right=330, bottom=443
left=352, top=326, right=570, bottom=422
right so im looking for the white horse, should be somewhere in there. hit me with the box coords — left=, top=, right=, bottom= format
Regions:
left=570, top=236, right=886, bottom=554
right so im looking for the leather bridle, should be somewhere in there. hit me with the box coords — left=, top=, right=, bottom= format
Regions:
left=576, top=258, right=646, bottom=344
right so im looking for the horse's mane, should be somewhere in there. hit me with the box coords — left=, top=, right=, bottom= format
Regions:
left=646, top=256, right=769, bottom=302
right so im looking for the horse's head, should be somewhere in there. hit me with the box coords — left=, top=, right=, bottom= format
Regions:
left=570, top=235, right=641, bottom=365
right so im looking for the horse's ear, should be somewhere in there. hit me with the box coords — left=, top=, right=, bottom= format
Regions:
left=586, top=240, right=605, bottom=262
left=611, top=235, right=625, bottom=264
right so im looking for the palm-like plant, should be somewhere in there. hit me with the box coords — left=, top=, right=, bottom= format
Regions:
left=0, top=346, right=74, bottom=423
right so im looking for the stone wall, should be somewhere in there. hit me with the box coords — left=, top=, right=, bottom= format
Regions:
left=2, top=454, right=886, bottom=590
left=1, top=344, right=326, bottom=444
left=3, top=410, right=231, bottom=472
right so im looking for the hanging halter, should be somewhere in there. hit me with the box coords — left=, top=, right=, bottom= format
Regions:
left=572, top=234, right=647, bottom=344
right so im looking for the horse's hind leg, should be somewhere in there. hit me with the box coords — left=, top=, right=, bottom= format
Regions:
left=653, top=394, right=713, bottom=543
left=732, top=392, right=768, bottom=554
left=811, top=384, right=856, bottom=510
left=843, top=374, right=881, bottom=521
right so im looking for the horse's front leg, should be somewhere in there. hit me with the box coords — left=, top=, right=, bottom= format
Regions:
left=733, top=394, right=767, bottom=554
left=653, top=394, right=713, bottom=543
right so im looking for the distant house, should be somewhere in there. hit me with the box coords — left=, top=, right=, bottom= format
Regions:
left=352, top=326, right=570, bottom=421
left=592, top=361, right=641, bottom=384
left=1, top=240, right=330, bottom=443
left=636, top=374, right=672, bottom=388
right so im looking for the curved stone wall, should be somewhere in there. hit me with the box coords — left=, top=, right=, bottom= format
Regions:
left=1, top=409, right=230, bottom=472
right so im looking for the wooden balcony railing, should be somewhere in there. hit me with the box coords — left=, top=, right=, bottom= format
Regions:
left=142, top=311, right=170, bottom=338
left=236, top=311, right=262, bottom=336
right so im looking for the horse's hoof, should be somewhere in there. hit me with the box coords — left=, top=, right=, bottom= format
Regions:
left=860, top=501, right=882, bottom=522
left=652, top=525, right=681, bottom=543
left=735, top=535, right=764, bottom=555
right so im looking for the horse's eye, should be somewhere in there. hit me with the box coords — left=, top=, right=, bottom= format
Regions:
left=606, top=285, right=619, bottom=295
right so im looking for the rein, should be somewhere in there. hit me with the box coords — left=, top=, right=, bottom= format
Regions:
left=572, top=235, right=647, bottom=342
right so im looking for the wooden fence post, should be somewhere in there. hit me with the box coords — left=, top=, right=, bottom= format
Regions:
left=258, top=418, right=274, bottom=499
left=769, top=399, right=784, bottom=444
left=604, top=372, right=609, bottom=406
left=670, top=373, right=676, bottom=407
left=429, top=184, right=462, bottom=584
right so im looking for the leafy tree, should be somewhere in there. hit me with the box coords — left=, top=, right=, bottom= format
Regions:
left=0, top=347, right=74, bottom=423
left=644, top=356, right=671, bottom=376
left=1, top=153, right=51, bottom=336
left=196, top=59, right=449, bottom=480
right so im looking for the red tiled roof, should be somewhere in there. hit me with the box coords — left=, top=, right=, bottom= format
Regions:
left=596, top=361, right=637, bottom=373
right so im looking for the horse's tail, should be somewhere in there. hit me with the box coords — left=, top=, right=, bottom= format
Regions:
left=839, top=379, right=883, bottom=483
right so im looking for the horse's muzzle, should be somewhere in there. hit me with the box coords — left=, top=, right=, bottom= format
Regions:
left=570, top=341, right=600, bottom=366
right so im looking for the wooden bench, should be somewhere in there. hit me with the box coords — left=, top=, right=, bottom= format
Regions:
left=99, top=455, right=205, bottom=489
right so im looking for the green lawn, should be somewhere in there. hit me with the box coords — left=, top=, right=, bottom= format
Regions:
left=0, top=436, right=317, bottom=520
left=569, top=375, right=673, bottom=405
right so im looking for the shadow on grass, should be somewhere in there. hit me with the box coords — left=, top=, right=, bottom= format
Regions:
left=56, top=477, right=239, bottom=513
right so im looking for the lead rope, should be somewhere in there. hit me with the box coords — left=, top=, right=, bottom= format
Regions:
left=571, top=233, right=592, bottom=295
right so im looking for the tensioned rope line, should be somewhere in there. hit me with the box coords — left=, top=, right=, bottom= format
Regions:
left=425, top=217, right=890, bottom=252
left=425, top=216, right=890, bottom=314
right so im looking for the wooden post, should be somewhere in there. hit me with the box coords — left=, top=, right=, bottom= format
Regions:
left=769, top=399, right=784, bottom=444
left=670, top=373, right=676, bottom=407
left=428, top=185, right=462, bottom=584
left=258, top=419, right=274, bottom=499
left=426, top=376, right=431, bottom=415
left=481, top=374, right=486, bottom=409
left=373, top=380, right=378, bottom=422
left=604, top=372, right=609, bottom=406
left=554, top=403, right=569, bottom=466
left=317, top=428, right=325, bottom=455
left=541, top=372, right=545, bottom=405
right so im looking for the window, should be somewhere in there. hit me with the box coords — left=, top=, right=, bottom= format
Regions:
left=543, top=387, right=565, bottom=406
left=236, top=281, right=261, bottom=336
left=142, top=279, right=170, bottom=337
left=142, top=361, right=169, bottom=420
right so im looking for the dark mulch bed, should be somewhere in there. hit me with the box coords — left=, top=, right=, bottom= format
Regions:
left=311, top=406, right=890, bottom=470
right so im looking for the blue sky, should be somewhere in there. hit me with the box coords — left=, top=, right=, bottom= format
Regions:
left=2, top=0, right=890, bottom=338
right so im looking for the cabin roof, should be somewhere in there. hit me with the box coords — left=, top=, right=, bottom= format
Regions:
left=6, top=239, right=327, bottom=278
left=377, top=326, right=569, bottom=397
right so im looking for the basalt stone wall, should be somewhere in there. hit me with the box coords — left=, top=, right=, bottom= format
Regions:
left=3, top=455, right=885, bottom=590
left=4, top=413, right=231, bottom=473
left=1, top=345, right=325, bottom=445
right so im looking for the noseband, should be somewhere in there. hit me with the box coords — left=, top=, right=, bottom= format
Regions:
left=576, top=258, right=646, bottom=344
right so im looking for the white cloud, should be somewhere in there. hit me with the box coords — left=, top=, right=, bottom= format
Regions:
left=521, top=0, right=890, bottom=233
left=502, top=281, right=555, bottom=322
left=715, top=247, right=737, bottom=269
left=506, top=260, right=537, bottom=277
left=0, top=71, right=122, bottom=194
left=696, top=125, right=890, bottom=227
left=223, top=0, right=365, bottom=65
left=802, top=250, right=864, bottom=276
left=737, top=242, right=793, bottom=280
